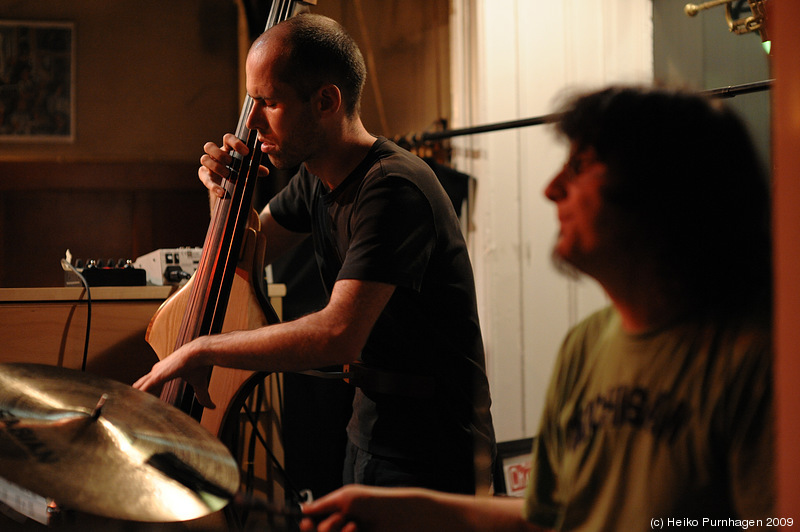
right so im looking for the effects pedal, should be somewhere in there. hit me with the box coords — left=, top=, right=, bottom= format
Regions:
left=63, top=258, right=147, bottom=287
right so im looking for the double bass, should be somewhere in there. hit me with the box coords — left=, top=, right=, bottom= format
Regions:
left=146, top=0, right=317, bottom=439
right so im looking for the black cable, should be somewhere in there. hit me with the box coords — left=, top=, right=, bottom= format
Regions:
left=61, top=259, right=91, bottom=372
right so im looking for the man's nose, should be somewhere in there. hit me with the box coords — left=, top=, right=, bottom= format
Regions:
left=246, top=101, right=264, bottom=132
left=544, top=170, right=566, bottom=202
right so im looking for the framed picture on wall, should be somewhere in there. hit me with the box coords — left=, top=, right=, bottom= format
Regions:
left=0, top=20, right=74, bottom=141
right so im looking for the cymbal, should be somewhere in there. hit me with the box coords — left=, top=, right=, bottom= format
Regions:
left=0, top=363, right=239, bottom=522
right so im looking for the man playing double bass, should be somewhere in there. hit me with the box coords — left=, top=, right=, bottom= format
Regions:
left=134, top=13, right=495, bottom=495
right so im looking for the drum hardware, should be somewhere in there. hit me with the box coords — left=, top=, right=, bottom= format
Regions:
left=0, top=474, right=56, bottom=525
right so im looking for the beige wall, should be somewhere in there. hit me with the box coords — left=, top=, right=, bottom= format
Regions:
left=450, top=0, right=651, bottom=441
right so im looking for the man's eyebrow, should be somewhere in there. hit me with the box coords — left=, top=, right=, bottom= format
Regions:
left=247, top=87, right=276, bottom=99
left=249, top=94, right=274, bottom=103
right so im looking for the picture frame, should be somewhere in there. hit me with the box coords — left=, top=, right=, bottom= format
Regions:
left=493, top=437, right=534, bottom=497
left=0, top=20, right=75, bottom=142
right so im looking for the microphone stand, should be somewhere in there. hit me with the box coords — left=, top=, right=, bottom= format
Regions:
left=404, top=79, right=773, bottom=145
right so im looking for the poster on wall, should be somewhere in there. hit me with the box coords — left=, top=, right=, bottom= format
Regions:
left=0, top=20, right=74, bottom=142
left=493, top=437, right=534, bottom=496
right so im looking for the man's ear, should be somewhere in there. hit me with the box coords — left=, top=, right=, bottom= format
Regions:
left=315, top=83, right=342, bottom=116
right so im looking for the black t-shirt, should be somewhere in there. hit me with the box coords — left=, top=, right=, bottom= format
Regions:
left=269, top=137, right=495, bottom=467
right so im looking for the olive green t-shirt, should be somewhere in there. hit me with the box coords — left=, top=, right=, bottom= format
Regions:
left=524, top=306, right=774, bottom=531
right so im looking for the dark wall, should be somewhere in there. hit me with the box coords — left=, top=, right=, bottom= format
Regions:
left=0, top=0, right=240, bottom=287
left=0, top=0, right=452, bottom=288
left=653, top=0, right=771, bottom=168
left=0, top=161, right=208, bottom=286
